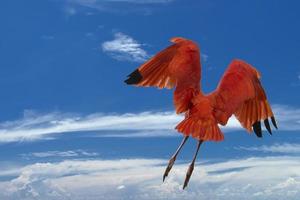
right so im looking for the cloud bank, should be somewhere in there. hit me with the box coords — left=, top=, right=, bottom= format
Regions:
left=1, top=156, right=300, bottom=199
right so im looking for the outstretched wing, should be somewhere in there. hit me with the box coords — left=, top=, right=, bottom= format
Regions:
left=125, top=37, right=202, bottom=114
left=212, top=59, right=277, bottom=137
left=125, top=37, right=201, bottom=89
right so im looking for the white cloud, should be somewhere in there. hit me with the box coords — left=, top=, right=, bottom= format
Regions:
left=102, top=32, right=149, bottom=62
left=0, top=110, right=179, bottom=142
left=236, top=143, right=300, bottom=154
left=0, top=104, right=298, bottom=143
left=1, top=156, right=300, bottom=199
left=21, top=150, right=99, bottom=159
left=270, top=104, right=300, bottom=131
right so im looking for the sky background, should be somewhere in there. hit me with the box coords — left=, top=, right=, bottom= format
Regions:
left=0, top=0, right=300, bottom=199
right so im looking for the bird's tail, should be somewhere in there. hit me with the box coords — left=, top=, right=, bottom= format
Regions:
left=176, top=117, right=224, bottom=141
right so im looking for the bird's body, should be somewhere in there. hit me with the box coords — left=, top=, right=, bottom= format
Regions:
left=125, top=37, right=277, bottom=188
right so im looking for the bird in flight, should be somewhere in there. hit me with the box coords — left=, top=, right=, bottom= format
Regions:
left=124, top=37, right=277, bottom=189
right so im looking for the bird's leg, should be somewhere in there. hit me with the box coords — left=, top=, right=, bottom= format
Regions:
left=183, top=139, right=203, bottom=189
left=163, top=136, right=189, bottom=182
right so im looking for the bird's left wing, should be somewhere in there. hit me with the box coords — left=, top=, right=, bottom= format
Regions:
left=211, top=59, right=277, bottom=137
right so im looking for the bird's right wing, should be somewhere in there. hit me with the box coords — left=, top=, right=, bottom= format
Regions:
left=124, top=37, right=201, bottom=90
left=212, top=59, right=277, bottom=137
left=125, top=37, right=202, bottom=114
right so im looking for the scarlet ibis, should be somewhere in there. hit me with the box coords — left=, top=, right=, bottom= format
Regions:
left=124, top=37, right=277, bottom=189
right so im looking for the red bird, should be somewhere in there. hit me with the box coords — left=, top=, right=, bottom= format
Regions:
left=124, top=37, right=277, bottom=189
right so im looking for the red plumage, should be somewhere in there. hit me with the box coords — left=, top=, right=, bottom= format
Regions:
left=125, top=37, right=277, bottom=189
left=125, top=37, right=277, bottom=141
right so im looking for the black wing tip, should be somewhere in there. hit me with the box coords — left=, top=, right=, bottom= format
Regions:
left=252, top=121, right=262, bottom=138
left=124, top=69, right=143, bottom=85
left=253, top=117, right=277, bottom=138
left=264, top=119, right=272, bottom=135
left=271, top=116, right=278, bottom=129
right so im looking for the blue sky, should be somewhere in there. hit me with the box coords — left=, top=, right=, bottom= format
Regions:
left=0, top=0, right=300, bottom=199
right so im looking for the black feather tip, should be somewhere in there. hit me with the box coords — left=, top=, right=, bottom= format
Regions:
left=264, top=119, right=272, bottom=135
left=271, top=116, right=278, bottom=129
left=252, top=121, right=262, bottom=138
left=124, top=69, right=143, bottom=85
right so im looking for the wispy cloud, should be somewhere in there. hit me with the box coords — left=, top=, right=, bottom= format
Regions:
left=0, top=111, right=180, bottom=142
left=236, top=143, right=300, bottom=154
left=64, top=0, right=175, bottom=15
left=0, top=104, right=298, bottom=143
left=102, top=32, right=149, bottom=62
left=63, top=6, right=77, bottom=16
left=69, top=0, right=174, bottom=5
left=21, top=150, right=99, bottom=159
left=1, top=156, right=300, bottom=199
left=201, top=53, right=208, bottom=62
left=271, top=104, right=300, bottom=130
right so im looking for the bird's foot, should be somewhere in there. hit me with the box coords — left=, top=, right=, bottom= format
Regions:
left=163, top=156, right=176, bottom=182
left=183, top=163, right=194, bottom=189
